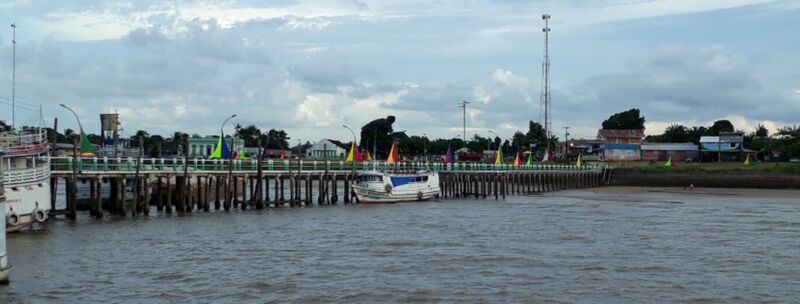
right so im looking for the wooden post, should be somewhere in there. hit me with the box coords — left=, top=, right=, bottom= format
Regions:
left=214, top=175, right=221, bottom=210
left=50, top=176, right=58, bottom=212
left=165, top=176, right=172, bottom=214
left=279, top=175, right=285, bottom=204
left=142, top=175, right=150, bottom=216
left=156, top=177, right=163, bottom=211
left=67, top=138, right=79, bottom=220
left=94, top=177, right=104, bottom=218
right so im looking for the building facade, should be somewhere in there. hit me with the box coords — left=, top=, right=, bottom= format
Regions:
left=306, top=139, right=349, bottom=159
left=188, top=136, right=244, bottom=158
left=699, top=132, right=745, bottom=162
left=597, top=129, right=644, bottom=161
left=641, top=143, right=699, bottom=161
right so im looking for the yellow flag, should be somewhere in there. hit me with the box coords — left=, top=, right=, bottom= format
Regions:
left=494, top=149, right=503, bottom=164
left=743, top=154, right=750, bottom=166
left=346, top=142, right=355, bottom=162
left=576, top=153, right=582, bottom=167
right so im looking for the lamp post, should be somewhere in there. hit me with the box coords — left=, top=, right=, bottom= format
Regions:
left=423, top=133, right=427, bottom=162
left=343, top=124, right=357, bottom=174
left=488, top=130, right=500, bottom=153
left=59, top=104, right=84, bottom=132
left=220, top=114, right=236, bottom=211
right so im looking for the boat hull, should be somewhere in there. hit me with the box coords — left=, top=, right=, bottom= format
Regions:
left=352, top=172, right=441, bottom=204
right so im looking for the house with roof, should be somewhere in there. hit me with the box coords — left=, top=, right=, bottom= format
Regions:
left=641, top=143, right=699, bottom=161
left=597, top=129, right=644, bottom=161
left=699, top=131, right=754, bottom=162
left=306, top=139, right=350, bottom=159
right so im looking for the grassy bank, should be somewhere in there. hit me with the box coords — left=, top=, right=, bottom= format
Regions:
left=603, top=161, right=800, bottom=173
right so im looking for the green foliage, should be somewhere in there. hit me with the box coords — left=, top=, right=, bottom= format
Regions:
left=707, top=120, right=734, bottom=135
left=359, top=116, right=396, bottom=158
left=601, top=108, right=646, bottom=130
left=0, top=120, right=10, bottom=132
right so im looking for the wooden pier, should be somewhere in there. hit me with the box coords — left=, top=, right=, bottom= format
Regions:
left=50, top=157, right=611, bottom=219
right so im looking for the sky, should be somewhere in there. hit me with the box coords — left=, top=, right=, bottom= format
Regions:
left=0, top=0, right=798, bottom=143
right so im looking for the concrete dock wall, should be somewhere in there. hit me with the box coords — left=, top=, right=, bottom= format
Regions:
left=610, top=169, right=800, bottom=189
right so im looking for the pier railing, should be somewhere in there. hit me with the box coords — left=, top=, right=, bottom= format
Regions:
left=50, top=156, right=602, bottom=173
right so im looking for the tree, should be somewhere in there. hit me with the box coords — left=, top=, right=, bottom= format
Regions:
left=263, top=129, right=289, bottom=150
left=0, top=120, right=10, bottom=132
left=524, top=121, right=549, bottom=153
left=706, top=120, right=734, bottom=135
left=359, top=116, right=396, bottom=158
left=235, top=124, right=262, bottom=147
left=755, top=124, right=769, bottom=138
left=601, top=108, right=646, bottom=130
left=661, top=124, right=693, bottom=143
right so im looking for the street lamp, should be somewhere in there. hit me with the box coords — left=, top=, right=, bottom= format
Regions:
left=423, top=133, right=427, bottom=162
left=343, top=124, right=357, bottom=174
left=488, top=130, right=500, bottom=152
left=59, top=104, right=84, bottom=132
left=221, top=114, right=236, bottom=211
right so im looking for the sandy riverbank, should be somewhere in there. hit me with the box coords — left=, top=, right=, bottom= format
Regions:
left=550, top=186, right=800, bottom=200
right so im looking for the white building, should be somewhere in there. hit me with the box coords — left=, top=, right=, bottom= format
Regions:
left=306, top=139, right=350, bottom=159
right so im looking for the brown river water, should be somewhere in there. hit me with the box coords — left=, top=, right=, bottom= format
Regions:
left=2, top=188, right=799, bottom=303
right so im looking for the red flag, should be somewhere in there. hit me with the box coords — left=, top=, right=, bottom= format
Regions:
left=355, top=146, right=364, bottom=161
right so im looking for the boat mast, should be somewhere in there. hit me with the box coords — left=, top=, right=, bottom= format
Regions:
left=10, top=22, right=17, bottom=130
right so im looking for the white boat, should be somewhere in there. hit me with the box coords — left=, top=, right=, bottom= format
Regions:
left=352, top=171, right=441, bottom=203
left=1, top=129, right=51, bottom=232
left=1, top=156, right=9, bottom=283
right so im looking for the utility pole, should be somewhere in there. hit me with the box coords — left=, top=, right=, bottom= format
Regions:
left=10, top=23, right=17, bottom=129
left=459, top=100, right=470, bottom=141
left=563, top=126, right=570, bottom=157
left=540, top=14, right=552, bottom=151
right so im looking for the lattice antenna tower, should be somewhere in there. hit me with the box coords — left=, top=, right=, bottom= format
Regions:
left=539, top=14, right=552, bottom=147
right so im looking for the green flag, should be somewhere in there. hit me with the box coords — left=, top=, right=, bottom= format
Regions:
left=79, top=129, right=94, bottom=156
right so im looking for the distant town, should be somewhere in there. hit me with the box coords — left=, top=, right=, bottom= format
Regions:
left=3, top=108, right=798, bottom=164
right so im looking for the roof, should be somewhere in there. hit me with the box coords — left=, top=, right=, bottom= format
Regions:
left=310, top=138, right=350, bottom=150
left=641, top=143, right=698, bottom=151
left=700, top=136, right=743, bottom=143
left=597, top=129, right=644, bottom=138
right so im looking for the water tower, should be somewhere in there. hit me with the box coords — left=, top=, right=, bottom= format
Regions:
left=100, top=113, right=120, bottom=151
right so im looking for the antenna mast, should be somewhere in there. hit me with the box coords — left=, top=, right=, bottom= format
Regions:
left=540, top=14, right=551, bottom=149
left=459, top=100, right=470, bottom=141
left=10, top=22, right=17, bottom=129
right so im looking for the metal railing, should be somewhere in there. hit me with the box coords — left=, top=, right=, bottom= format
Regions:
left=50, top=156, right=603, bottom=173
left=2, top=164, right=50, bottom=185
left=0, top=129, right=48, bottom=156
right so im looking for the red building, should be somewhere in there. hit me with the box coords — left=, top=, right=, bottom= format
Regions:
left=641, top=143, right=699, bottom=161
left=597, top=129, right=644, bottom=161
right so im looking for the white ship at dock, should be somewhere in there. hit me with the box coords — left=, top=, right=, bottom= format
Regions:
left=1, top=129, right=51, bottom=232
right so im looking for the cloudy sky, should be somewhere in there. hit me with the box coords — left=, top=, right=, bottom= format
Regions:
left=1, top=0, right=798, bottom=142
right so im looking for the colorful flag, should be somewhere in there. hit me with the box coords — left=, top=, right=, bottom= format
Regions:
left=79, top=129, right=95, bottom=157
left=209, top=133, right=232, bottom=159
left=366, top=151, right=373, bottom=161
left=494, top=149, right=503, bottom=164
left=513, top=152, right=522, bottom=166
left=526, top=153, right=533, bottom=165
left=445, top=146, right=455, bottom=164
left=355, top=146, right=363, bottom=161
left=664, top=156, right=672, bottom=167
left=743, top=154, right=750, bottom=166
left=387, top=142, right=400, bottom=164
left=541, top=150, right=550, bottom=162
left=576, top=153, right=582, bottom=167
left=346, top=142, right=356, bottom=162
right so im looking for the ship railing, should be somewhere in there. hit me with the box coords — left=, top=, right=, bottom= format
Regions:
left=0, top=129, right=49, bottom=156
left=2, top=164, right=50, bottom=186
left=50, top=156, right=607, bottom=173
